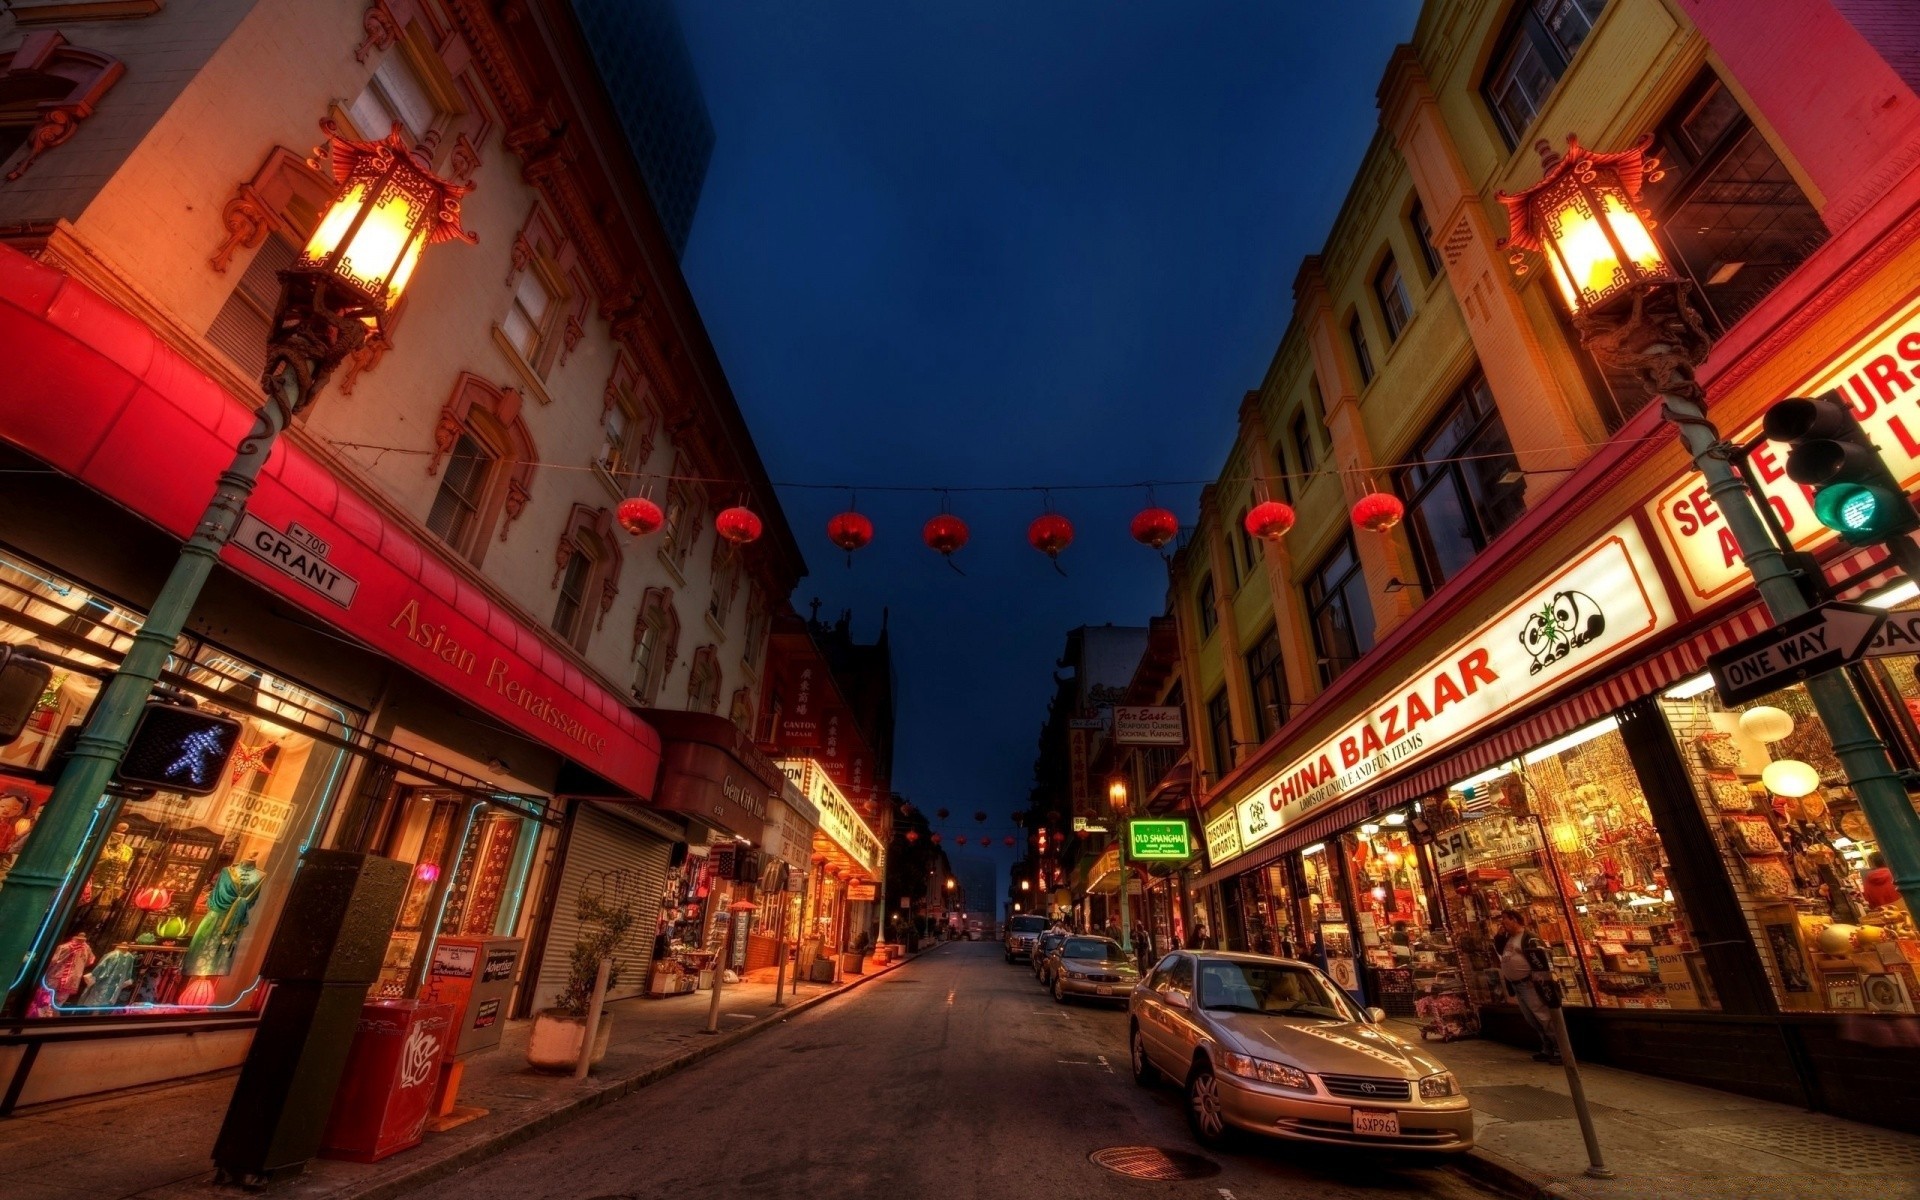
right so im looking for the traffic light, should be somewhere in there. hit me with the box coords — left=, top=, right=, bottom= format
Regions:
left=1764, top=391, right=1920, bottom=545
left=118, top=700, right=243, bottom=795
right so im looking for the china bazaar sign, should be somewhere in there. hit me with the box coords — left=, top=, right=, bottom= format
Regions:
left=1232, top=521, right=1674, bottom=857
left=1649, top=293, right=1920, bottom=610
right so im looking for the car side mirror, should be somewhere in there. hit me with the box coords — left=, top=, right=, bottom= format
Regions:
left=1166, top=990, right=1190, bottom=1010
left=1366, top=1006, right=1386, bottom=1024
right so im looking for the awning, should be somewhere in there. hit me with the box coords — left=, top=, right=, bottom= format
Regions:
left=0, top=246, right=661, bottom=798
left=639, top=710, right=781, bottom=844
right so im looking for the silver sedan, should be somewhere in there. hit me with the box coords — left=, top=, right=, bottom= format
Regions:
left=1127, top=951, right=1473, bottom=1151
left=1047, top=936, right=1139, bottom=1004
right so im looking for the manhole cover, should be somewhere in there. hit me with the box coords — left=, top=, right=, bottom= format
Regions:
left=1089, top=1146, right=1221, bottom=1181
left=1696, top=1123, right=1920, bottom=1174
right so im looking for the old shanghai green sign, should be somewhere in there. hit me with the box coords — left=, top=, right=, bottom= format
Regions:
left=1128, top=819, right=1191, bottom=861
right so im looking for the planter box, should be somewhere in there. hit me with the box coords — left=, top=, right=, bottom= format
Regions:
left=526, top=1010, right=614, bottom=1073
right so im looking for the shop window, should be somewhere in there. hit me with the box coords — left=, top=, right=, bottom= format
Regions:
left=1483, top=0, right=1609, bottom=148
left=687, top=644, right=720, bottom=713
left=1375, top=253, right=1414, bottom=342
left=1348, top=315, right=1374, bottom=386
left=1659, top=670, right=1916, bottom=1014
left=0, top=554, right=357, bottom=1019
left=1299, top=842, right=1363, bottom=997
left=1346, top=813, right=1463, bottom=1018
left=1305, top=535, right=1374, bottom=685
left=1410, top=200, right=1443, bottom=281
left=1395, top=372, right=1527, bottom=589
left=1643, top=72, right=1829, bottom=337
left=1245, top=625, right=1287, bottom=744
left=631, top=586, right=680, bottom=706
left=1196, top=572, right=1218, bottom=639
left=1206, top=687, right=1233, bottom=774
left=425, top=375, right=539, bottom=562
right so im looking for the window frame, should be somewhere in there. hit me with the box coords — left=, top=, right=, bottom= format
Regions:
left=1206, top=688, right=1233, bottom=775
left=1347, top=315, right=1375, bottom=387
left=1394, top=373, right=1527, bottom=590
left=551, top=547, right=594, bottom=648
left=1482, top=0, right=1610, bottom=149
left=1304, top=534, right=1375, bottom=686
left=1244, top=625, right=1287, bottom=744
left=1374, top=253, right=1414, bottom=342
left=1410, top=200, right=1444, bottom=281
left=425, top=429, right=496, bottom=555
left=1196, top=573, right=1219, bottom=640
left=1290, top=411, right=1316, bottom=477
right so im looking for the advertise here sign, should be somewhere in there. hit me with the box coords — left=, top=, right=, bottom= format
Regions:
left=1231, top=521, right=1675, bottom=859
left=1649, top=292, right=1920, bottom=610
left=1114, top=705, right=1184, bottom=746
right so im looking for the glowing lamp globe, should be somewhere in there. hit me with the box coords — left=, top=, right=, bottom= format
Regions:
left=828, top=511, right=874, bottom=554
left=132, top=886, right=173, bottom=913
left=1130, top=507, right=1179, bottom=549
left=1028, top=513, right=1074, bottom=559
left=715, top=506, right=763, bottom=545
left=1497, top=135, right=1676, bottom=320
left=924, top=514, right=970, bottom=557
left=1738, top=706, right=1795, bottom=744
left=1245, top=500, right=1296, bottom=541
left=1352, top=492, right=1405, bottom=534
left=414, top=861, right=440, bottom=883
left=616, top=496, right=664, bottom=537
left=1762, top=758, right=1820, bottom=798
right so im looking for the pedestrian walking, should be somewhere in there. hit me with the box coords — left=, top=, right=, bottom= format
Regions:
left=1130, top=921, right=1153, bottom=975
left=1496, top=908, right=1562, bottom=1064
left=1190, top=919, right=1211, bottom=950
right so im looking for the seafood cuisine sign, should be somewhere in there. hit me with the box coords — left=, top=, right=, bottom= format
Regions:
left=1232, top=521, right=1675, bottom=858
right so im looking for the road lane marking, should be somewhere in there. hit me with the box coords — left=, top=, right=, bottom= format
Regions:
left=946, top=989, right=955, bottom=1006
left=1218, top=1190, right=1237, bottom=1200
left=1096, top=1054, right=1113, bottom=1074
left=1057, top=1059, right=1092, bottom=1065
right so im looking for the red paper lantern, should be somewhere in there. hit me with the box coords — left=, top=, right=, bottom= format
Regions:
left=931, top=834, right=942, bottom=845
left=955, top=835, right=968, bottom=845
left=905, top=829, right=920, bottom=843
left=828, top=511, right=874, bottom=554
left=898, top=801, right=913, bottom=817
left=716, top=505, right=763, bottom=545
left=1028, top=513, right=1073, bottom=559
left=923, top=514, right=969, bottom=557
left=1245, top=500, right=1296, bottom=541
left=1352, top=492, right=1404, bottom=534
left=1130, top=506, right=1179, bottom=549
left=131, top=886, right=172, bottom=913
left=616, top=496, right=664, bottom=537
left=1004, top=835, right=1016, bottom=848
left=936, top=808, right=949, bottom=820
left=973, top=810, right=986, bottom=823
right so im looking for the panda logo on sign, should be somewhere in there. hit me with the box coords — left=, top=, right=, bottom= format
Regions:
left=1520, top=590, right=1606, bottom=675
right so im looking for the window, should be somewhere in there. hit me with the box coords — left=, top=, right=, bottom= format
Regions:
left=1396, top=373, right=1527, bottom=588
left=206, top=234, right=298, bottom=378
left=1245, top=625, right=1288, bottom=744
left=347, top=51, right=439, bottom=146
left=1305, top=535, right=1374, bottom=685
left=1207, top=689, right=1234, bottom=774
left=659, top=467, right=702, bottom=570
left=1411, top=201, right=1443, bottom=280
left=632, top=587, right=680, bottom=705
left=687, top=644, right=720, bottom=713
left=708, top=536, right=741, bottom=625
left=1196, top=573, right=1218, bottom=639
left=426, top=431, right=494, bottom=553
left=1290, top=412, right=1316, bottom=476
left=1236, top=506, right=1260, bottom=583
left=551, top=548, right=593, bottom=647
left=742, top=588, right=768, bottom=667
left=1375, top=254, right=1414, bottom=341
left=500, top=270, right=556, bottom=363
left=1644, top=73, right=1829, bottom=335
left=598, top=388, right=652, bottom=488
left=1484, top=0, right=1609, bottom=147
left=729, top=687, right=753, bottom=733
left=1348, top=315, right=1374, bottom=386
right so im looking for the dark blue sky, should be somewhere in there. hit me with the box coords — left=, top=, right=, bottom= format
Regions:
left=676, top=2, right=1421, bottom=891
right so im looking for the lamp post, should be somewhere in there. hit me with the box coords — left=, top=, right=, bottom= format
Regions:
left=0, top=121, right=475, bottom=1005
left=1500, top=134, right=1920, bottom=938
left=1108, top=776, right=1133, bottom=949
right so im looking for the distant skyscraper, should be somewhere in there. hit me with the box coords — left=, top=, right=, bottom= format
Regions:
left=570, top=0, right=715, bottom=257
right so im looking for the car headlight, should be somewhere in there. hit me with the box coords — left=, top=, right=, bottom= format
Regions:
left=1067, top=969, right=1088, bottom=980
left=1218, top=1051, right=1311, bottom=1091
left=1419, top=1071, right=1459, bottom=1099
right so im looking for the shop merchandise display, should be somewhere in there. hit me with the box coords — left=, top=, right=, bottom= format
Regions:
left=1345, top=815, right=1469, bottom=1020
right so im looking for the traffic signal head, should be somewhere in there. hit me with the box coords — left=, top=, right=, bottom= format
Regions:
left=118, top=700, right=243, bottom=796
left=1763, top=392, right=1919, bottom=545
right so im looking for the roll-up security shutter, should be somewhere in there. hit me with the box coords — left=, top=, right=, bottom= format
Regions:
left=532, top=804, right=671, bottom=1010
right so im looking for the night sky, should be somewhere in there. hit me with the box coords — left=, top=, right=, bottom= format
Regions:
left=675, top=2, right=1422, bottom=896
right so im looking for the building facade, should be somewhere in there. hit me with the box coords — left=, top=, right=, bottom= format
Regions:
left=1167, top=0, right=1920, bottom=1132
left=0, top=0, right=804, bottom=1110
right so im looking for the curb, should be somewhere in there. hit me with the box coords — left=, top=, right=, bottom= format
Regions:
left=1448, top=1146, right=1570, bottom=1200
left=301, top=948, right=933, bottom=1200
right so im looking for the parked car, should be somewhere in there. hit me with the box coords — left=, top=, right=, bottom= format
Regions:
left=1127, top=951, right=1472, bottom=1152
left=1032, top=931, right=1068, bottom=982
left=1004, top=915, right=1049, bottom=963
left=1048, top=936, right=1137, bottom=1004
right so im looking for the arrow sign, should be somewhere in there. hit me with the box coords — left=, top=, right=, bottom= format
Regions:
left=1708, top=602, right=1886, bottom=705
left=1867, top=607, right=1920, bottom=659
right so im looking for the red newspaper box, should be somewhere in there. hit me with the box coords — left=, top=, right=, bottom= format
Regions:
left=319, top=1000, right=455, bottom=1162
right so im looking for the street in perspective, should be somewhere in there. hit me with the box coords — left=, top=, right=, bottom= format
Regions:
left=5, top=1, right=1920, bottom=1199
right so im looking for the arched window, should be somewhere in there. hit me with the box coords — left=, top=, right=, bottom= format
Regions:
left=549, top=505, right=624, bottom=651
left=686, top=644, right=720, bottom=714
left=631, top=587, right=680, bottom=706
left=425, top=374, right=538, bottom=562
left=728, top=687, right=753, bottom=733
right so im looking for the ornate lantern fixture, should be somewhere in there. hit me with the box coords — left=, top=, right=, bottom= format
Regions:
left=1244, top=500, right=1296, bottom=541
left=923, top=514, right=969, bottom=559
left=616, top=496, right=664, bottom=537
left=1351, top=492, right=1405, bottom=534
left=1130, top=507, right=1179, bottom=549
left=1496, top=135, right=1673, bottom=322
left=1107, top=777, right=1129, bottom=814
left=715, top=505, right=763, bottom=545
left=828, top=511, right=873, bottom=557
left=131, top=886, right=173, bottom=913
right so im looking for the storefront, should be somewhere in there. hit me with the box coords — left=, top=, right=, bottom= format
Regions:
left=779, top=758, right=883, bottom=980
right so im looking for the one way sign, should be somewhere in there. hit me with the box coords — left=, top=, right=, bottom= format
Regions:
left=1707, top=602, right=1887, bottom=706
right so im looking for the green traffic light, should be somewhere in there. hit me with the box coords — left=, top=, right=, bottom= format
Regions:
left=1813, top=481, right=1900, bottom=541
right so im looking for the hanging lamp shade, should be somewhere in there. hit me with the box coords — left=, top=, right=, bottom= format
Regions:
left=1245, top=500, right=1297, bottom=541
left=1738, top=706, right=1795, bottom=744
left=1352, top=492, right=1405, bottom=533
left=616, top=496, right=664, bottom=537
left=715, top=506, right=763, bottom=545
left=924, top=514, right=969, bottom=557
left=1028, top=513, right=1074, bottom=558
left=828, top=511, right=874, bottom=554
left=1762, top=758, right=1820, bottom=798
left=1131, top=507, right=1179, bottom=549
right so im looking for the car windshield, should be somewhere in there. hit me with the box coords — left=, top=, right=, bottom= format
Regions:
left=1010, top=916, right=1047, bottom=933
left=1061, top=938, right=1127, bottom=963
left=1195, top=961, right=1358, bottom=1020
left=1040, top=934, right=1066, bottom=949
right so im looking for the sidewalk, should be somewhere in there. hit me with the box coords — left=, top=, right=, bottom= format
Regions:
left=0, top=946, right=937, bottom=1200
left=1394, top=1021, right=1920, bottom=1200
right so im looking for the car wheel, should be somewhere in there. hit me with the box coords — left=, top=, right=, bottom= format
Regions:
left=1130, top=1026, right=1158, bottom=1087
left=1186, top=1061, right=1232, bottom=1149
left=1052, top=976, right=1069, bottom=1004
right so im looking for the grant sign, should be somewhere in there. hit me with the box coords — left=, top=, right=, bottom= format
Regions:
left=1231, top=520, right=1675, bottom=859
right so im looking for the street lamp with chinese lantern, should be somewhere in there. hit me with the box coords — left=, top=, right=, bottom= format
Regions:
left=1107, top=775, right=1138, bottom=950
left=1501, top=133, right=1920, bottom=938
left=0, top=120, right=476, bottom=992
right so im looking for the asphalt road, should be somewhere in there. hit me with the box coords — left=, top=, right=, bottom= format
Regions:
left=412, top=941, right=1494, bottom=1200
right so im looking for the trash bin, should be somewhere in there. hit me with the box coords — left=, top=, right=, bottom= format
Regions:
left=318, top=1000, right=455, bottom=1163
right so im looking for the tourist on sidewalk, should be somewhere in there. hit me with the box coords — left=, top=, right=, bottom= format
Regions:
left=1496, top=908, right=1562, bottom=1065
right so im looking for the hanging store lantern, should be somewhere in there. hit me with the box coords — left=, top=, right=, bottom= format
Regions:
left=973, top=810, right=986, bottom=824
left=1739, top=706, right=1795, bottom=744
left=931, top=834, right=942, bottom=845
left=1496, top=135, right=1675, bottom=322
left=1004, top=835, right=1016, bottom=847
left=1352, top=492, right=1404, bottom=534
left=905, top=829, right=920, bottom=844
left=955, top=835, right=967, bottom=846
left=1130, top=507, right=1179, bottom=549
left=828, top=511, right=874, bottom=556
left=936, top=808, right=949, bottom=820
left=923, top=514, right=969, bottom=559
left=1245, top=500, right=1296, bottom=541
left=1762, top=758, right=1821, bottom=798
left=1028, top=513, right=1074, bottom=561
left=716, top=505, right=763, bottom=545
left=616, top=496, right=664, bottom=537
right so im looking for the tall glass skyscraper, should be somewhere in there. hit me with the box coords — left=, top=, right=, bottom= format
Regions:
left=570, top=0, right=715, bottom=257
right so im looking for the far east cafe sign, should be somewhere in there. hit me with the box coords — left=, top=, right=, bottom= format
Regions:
left=1230, top=520, right=1677, bottom=858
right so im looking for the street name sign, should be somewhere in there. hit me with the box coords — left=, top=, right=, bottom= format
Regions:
left=1707, top=602, right=1885, bottom=705
left=1128, top=819, right=1191, bottom=861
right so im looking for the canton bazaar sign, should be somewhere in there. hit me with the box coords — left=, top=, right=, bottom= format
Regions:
left=1231, top=521, right=1675, bottom=859
left=1648, top=292, right=1920, bottom=610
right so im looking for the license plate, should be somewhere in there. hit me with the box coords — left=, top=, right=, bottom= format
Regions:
left=1096, top=986, right=1114, bottom=996
left=1352, top=1110, right=1400, bottom=1136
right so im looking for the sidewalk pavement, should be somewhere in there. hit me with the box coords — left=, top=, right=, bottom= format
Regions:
left=1, top=945, right=940, bottom=1200
left=1394, top=1020, right=1920, bottom=1200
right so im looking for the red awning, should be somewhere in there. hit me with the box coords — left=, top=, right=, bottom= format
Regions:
left=0, top=246, right=661, bottom=799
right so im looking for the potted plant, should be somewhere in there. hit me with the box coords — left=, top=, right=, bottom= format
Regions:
left=528, top=872, right=638, bottom=1071
left=840, top=929, right=872, bottom=977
